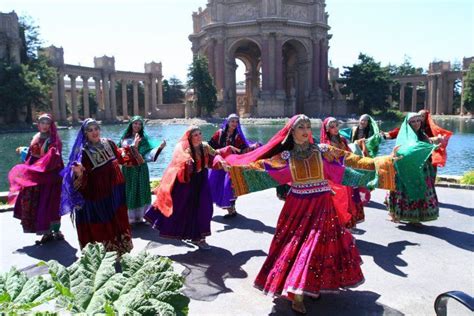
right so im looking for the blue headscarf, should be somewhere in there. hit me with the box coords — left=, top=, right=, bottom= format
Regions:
left=59, top=118, right=98, bottom=215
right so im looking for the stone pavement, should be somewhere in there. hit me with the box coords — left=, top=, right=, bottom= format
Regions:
left=0, top=187, right=473, bottom=315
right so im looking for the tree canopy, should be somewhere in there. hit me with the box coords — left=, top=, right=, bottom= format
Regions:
left=187, top=55, right=217, bottom=116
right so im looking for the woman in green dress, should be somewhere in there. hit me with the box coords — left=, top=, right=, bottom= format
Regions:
left=119, top=116, right=166, bottom=224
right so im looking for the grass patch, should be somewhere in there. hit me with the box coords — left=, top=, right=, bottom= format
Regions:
left=460, top=170, right=474, bottom=185
left=150, top=179, right=161, bottom=190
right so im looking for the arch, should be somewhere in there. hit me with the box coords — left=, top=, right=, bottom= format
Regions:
left=281, top=39, right=310, bottom=113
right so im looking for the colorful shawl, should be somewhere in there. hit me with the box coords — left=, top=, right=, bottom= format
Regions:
left=8, top=114, right=63, bottom=204
left=320, top=117, right=351, bottom=152
left=394, top=113, right=436, bottom=201
left=118, top=116, right=159, bottom=156
left=422, top=111, right=452, bottom=167
left=152, top=126, right=198, bottom=217
left=59, top=119, right=97, bottom=215
left=217, top=113, right=252, bottom=148
left=340, top=114, right=381, bottom=157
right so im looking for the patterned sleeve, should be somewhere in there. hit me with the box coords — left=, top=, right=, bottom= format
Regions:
left=320, top=144, right=396, bottom=190
left=208, top=130, right=222, bottom=149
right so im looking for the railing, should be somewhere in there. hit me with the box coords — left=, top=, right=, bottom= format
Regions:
left=434, top=291, right=474, bottom=316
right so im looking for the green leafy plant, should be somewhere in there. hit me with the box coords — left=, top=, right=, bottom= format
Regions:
left=460, top=170, right=474, bottom=185
left=0, top=243, right=189, bottom=315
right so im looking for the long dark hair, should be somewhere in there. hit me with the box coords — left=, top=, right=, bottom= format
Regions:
left=263, top=133, right=295, bottom=159
left=219, top=125, right=238, bottom=147
left=188, top=138, right=205, bottom=173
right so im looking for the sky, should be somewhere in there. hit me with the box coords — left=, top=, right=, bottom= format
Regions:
left=1, top=0, right=473, bottom=82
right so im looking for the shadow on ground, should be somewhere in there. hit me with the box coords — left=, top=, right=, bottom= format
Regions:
left=366, top=200, right=388, bottom=211
left=15, top=240, right=78, bottom=276
left=212, top=213, right=275, bottom=235
left=398, top=224, right=474, bottom=252
left=357, top=240, right=418, bottom=277
left=269, top=290, right=404, bottom=315
left=169, top=246, right=266, bottom=302
left=131, top=223, right=195, bottom=250
left=439, top=202, right=474, bottom=217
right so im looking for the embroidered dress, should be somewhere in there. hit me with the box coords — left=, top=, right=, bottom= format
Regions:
left=61, top=119, right=142, bottom=255
left=119, top=116, right=162, bottom=223
left=8, top=114, right=64, bottom=235
left=386, top=113, right=439, bottom=223
left=145, top=127, right=230, bottom=241
left=224, top=115, right=401, bottom=300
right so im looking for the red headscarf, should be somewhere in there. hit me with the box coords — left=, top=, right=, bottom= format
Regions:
left=320, top=117, right=350, bottom=151
left=420, top=110, right=452, bottom=167
left=225, top=114, right=313, bottom=166
left=152, top=126, right=199, bottom=217
left=8, top=113, right=63, bottom=204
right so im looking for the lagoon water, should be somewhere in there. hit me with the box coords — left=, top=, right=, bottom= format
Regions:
left=1, top=118, right=473, bottom=192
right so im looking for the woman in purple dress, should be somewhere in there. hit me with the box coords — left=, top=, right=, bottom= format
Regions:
left=145, top=125, right=236, bottom=250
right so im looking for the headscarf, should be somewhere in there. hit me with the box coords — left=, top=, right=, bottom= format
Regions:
left=339, top=114, right=381, bottom=157
left=8, top=114, right=63, bottom=204
left=419, top=110, right=452, bottom=167
left=151, top=125, right=199, bottom=217
left=118, top=116, right=158, bottom=156
left=59, top=118, right=99, bottom=215
left=225, top=114, right=313, bottom=166
left=394, top=113, right=436, bottom=201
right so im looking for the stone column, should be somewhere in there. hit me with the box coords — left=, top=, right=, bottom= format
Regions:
left=447, top=80, right=454, bottom=114
left=411, top=82, right=417, bottom=112
left=150, top=77, right=157, bottom=112
left=58, top=72, right=67, bottom=121
left=399, top=83, right=406, bottom=111
left=261, top=35, right=270, bottom=91
left=51, top=75, right=60, bottom=120
left=429, top=76, right=438, bottom=113
left=460, top=76, right=465, bottom=114
left=69, top=75, right=78, bottom=123
left=81, top=76, right=90, bottom=118
left=275, top=35, right=284, bottom=92
left=423, top=81, right=428, bottom=109
left=121, top=80, right=128, bottom=119
left=312, top=39, right=321, bottom=91
left=144, top=80, right=150, bottom=117
left=94, top=77, right=102, bottom=114
left=132, top=81, right=139, bottom=116
left=110, top=74, right=117, bottom=120
left=436, top=75, right=444, bottom=114
left=320, top=39, right=329, bottom=92
left=102, top=75, right=111, bottom=120
left=387, top=83, right=393, bottom=106
left=215, top=38, right=225, bottom=92
left=207, top=39, right=216, bottom=81
left=157, top=76, right=163, bottom=105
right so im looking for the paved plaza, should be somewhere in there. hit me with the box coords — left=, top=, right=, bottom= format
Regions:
left=0, top=187, right=472, bottom=315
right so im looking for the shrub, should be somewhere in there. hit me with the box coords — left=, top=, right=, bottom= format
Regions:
left=460, top=170, right=474, bottom=185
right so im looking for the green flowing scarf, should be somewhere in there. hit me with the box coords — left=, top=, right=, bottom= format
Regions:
left=339, top=115, right=382, bottom=157
left=118, top=116, right=158, bottom=156
left=394, top=113, right=436, bottom=201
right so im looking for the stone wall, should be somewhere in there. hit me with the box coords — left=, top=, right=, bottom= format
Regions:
left=153, top=103, right=185, bottom=119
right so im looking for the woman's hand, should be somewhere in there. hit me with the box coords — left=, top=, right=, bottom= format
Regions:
left=159, top=140, right=167, bottom=149
left=133, top=133, right=142, bottom=147
left=72, top=162, right=85, bottom=176
left=390, top=145, right=403, bottom=162
left=229, top=146, right=241, bottom=154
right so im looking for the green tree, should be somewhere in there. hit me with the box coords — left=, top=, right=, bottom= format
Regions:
left=0, top=15, right=55, bottom=123
left=461, top=63, right=474, bottom=113
left=187, top=55, right=217, bottom=116
left=339, top=53, right=392, bottom=114
left=163, top=76, right=185, bottom=104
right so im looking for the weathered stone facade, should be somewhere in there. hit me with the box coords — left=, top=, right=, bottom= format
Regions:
left=0, top=11, right=21, bottom=64
left=189, top=0, right=331, bottom=118
left=40, top=46, right=164, bottom=122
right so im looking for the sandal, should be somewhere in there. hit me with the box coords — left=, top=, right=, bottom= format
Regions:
left=223, top=206, right=237, bottom=219
left=291, top=301, right=307, bottom=314
left=54, top=231, right=65, bottom=241
left=190, top=239, right=211, bottom=250
left=35, top=233, right=54, bottom=245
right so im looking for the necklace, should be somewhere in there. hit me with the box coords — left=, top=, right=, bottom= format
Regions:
left=291, top=141, right=315, bottom=160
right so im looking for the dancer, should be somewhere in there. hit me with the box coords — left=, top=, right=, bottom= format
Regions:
left=8, top=114, right=64, bottom=244
left=145, top=126, right=237, bottom=250
left=386, top=112, right=440, bottom=224
left=119, top=116, right=166, bottom=224
left=225, top=114, right=404, bottom=314
left=320, top=117, right=364, bottom=227
left=60, top=119, right=142, bottom=255
left=208, top=113, right=259, bottom=217
left=340, top=114, right=382, bottom=157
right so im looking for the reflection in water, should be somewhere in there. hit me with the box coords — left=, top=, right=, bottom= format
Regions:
left=1, top=118, right=473, bottom=191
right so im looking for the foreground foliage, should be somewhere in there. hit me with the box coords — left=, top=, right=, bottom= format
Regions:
left=0, top=243, right=189, bottom=315
left=460, top=170, right=474, bottom=185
